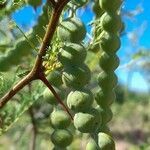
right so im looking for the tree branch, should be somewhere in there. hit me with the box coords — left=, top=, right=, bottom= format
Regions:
left=39, top=73, right=73, bottom=120
left=32, top=0, right=69, bottom=73
left=0, top=0, right=69, bottom=111
left=0, top=72, right=34, bottom=108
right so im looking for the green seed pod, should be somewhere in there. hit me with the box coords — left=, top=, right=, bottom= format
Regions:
left=67, top=89, right=93, bottom=112
left=74, top=108, right=101, bottom=133
left=95, top=89, right=116, bottom=107
left=100, top=32, right=121, bottom=54
left=51, top=129, right=73, bottom=148
left=98, top=132, right=115, bottom=150
left=50, top=110, right=71, bottom=129
left=86, top=139, right=99, bottom=150
left=47, top=70, right=62, bottom=87
left=57, top=17, right=86, bottom=43
left=43, top=88, right=64, bottom=105
left=58, top=43, right=87, bottom=65
left=97, top=107, right=113, bottom=124
left=62, top=64, right=91, bottom=89
left=72, top=0, right=88, bottom=7
left=99, top=0, right=122, bottom=13
left=101, top=12, right=122, bottom=33
left=98, top=71, right=118, bottom=91
left=99, top=52, right=120, bottom=72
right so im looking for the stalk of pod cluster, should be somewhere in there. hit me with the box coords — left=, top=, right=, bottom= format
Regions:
left=93, top=0, right=122, bottom=149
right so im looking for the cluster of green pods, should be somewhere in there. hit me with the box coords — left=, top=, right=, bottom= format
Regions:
left=56, top=2, right=103, bottom=147
left=50, top=110, right=72, bottom=149
left=42, top=69, right=73, bottom=149
left=94, top=0, right=122, bottom=149
left=49, top=0, right=122, bottom=148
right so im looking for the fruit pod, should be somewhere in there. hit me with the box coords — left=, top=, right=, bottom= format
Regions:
left=62, top=64, right=91, bottom=89
left=51, top=129, right=73, bottom=148
left=98, top=132, right=115, bottom=150
left=47, top=70, right=63, bottom=87
left=50, top=110, right=71, bottom=129
left=100, top=12, right=122, bottom=34
left=86, top=138, right=99, bottom=150
left=73, top=108, right=101, bottom=133
left=97, top=106, right=113, bottom=124
left=95, top=89, right=116, bottom=107
left=99, top=52, right=120, bottom=73
left=50, top=109, right=72, bottom=148
left=58, top=43, right=87, bottom=66
left=67, top=89, right=94, bottom=112
left=100, top=32, right=121, bottom=54
left=97, top=71, right=118, bottom=92
left=57, top=15, right=96, bottom=147
left=57, top=17, right=86, bottom=43
left=95, top=0, right=122, bottom=148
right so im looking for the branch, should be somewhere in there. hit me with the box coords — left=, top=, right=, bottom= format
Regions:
left=0, top=72, right=33, bottom=108
left=0, top=0, right=69, bottom=109
left=39, top=73, right=73, bottom=120
left=32, top=0, right=69, bottom=72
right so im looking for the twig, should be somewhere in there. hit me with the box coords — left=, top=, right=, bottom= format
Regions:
left=32, top=0, right=69, bottom=72
left=0, top=72, right=33, bottom=108
left=39, top=73, right=73, bottom=120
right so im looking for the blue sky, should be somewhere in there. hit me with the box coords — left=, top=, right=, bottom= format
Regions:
left=12, top=0, right=150, bottom=93
left=118, top=0, right=150, bottom=93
